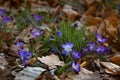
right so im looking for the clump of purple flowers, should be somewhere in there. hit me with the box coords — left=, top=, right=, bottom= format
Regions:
left=59, top=32, right=110, bottom=73
left=61, top=42, right=81, bottom=73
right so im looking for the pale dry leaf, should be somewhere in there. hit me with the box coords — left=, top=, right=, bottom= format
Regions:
left=14, top=67, right=46, bottom=80
left=38, top=54, right=64, bottom=69
left=0, top=53, right=8, bottom=71
left=16, top=26, right=34, bottom=43
left=100, top=62, right=120, bottom=70
left=104, top=69, right=115, bottom=75
left=68, top=68, right=101, bottom=80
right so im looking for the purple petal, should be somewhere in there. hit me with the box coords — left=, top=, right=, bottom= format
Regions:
left=72, top=51, right=82, bottom=59
left=0, top=9, right=6, bottom=15
left=97, top=33, right=107, bottom=43
left=62, top=44, right=66, bottom=49
left=16, top=41, right=24, bottom=49
left=71, top=60, right=80, bottom=73
left=88, top=42, right=95, bottom=50
left=62, top=49, right=70, bottom=56
left=32, top=14, right=43, bottom=21
left=82, top=47, right=90, bottom=53
left=18, top=50, right=32, bottom=65
left=97, top=33, right=102, bottom=40
left=100, top=38, right=107, bottom=43
left=66, top=42, right=74, bottom=48
left=31, top=28, right=44, bottom=37
left=2, top=16, right=13, bottom=24
left=57, top=31, right=62, bottom=36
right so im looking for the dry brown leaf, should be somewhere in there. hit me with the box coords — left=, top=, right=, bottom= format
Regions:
left=38, top=54, right=64, bottom=69
left=104, top=12, right=119, bottom=38
left=62, top=4, right=80, bottom=21
left=110, top=55, right=120, bottom=66
left=0, top=32, right=13, bottom=42
left=82, top=16, right=101, bottom=26
left=28, top=57, right=36, bottom=65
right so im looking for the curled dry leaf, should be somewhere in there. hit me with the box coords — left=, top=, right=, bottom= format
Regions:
left=38, top=54, right=64, bottom=69
left=62, top=4, right=80, bottom=21
left=100, top=62, right=120, bottom=75
left=110, top=55, right=120, bottom=66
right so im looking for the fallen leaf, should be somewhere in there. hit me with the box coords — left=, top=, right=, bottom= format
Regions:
left=100, top=62, right=119, bottom=70
left=104, top=12, right=119, bottom=38
left=68, top=68, right=101, bottom=80
left=115, top=68, right=120, bottom=76
left=110, top=55, right=120, bottom=66
left=14, top=67, right=46, bottom=80
left=0, top=32, right=13, bottom=42
left=0, top=53, right=8, bottom=73
left=16, top=26, right=33, bottom=43
left=38, top=54, right=64, bottom=69
left=62, top=4, right=80, bottom=21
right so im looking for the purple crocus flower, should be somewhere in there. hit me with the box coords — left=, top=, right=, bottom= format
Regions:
left=82, top=47, right=90, bottom=53
left=31, top=28, right=44, bottom=37
left=71, top=60, right=80, bottom=73
left=62, top=42, right=74, bottom=56
left=57, top=31, right=62, bottom=36
left=2, top=16, right=13, bottom=24
left=96, top=46, right=110, bottom=54
left=72, top=51, right=82, bottom=59
left=16, top=41, right=24, bottom=49
left=88, top=42, right=95, bottom=51
left=18, top=49, right=32, bottom=66
left=32, top=14, right=43, bottom=21
left=0, top=9, right=6, bottom=16
left=96, top=33, right=107, bottom=43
